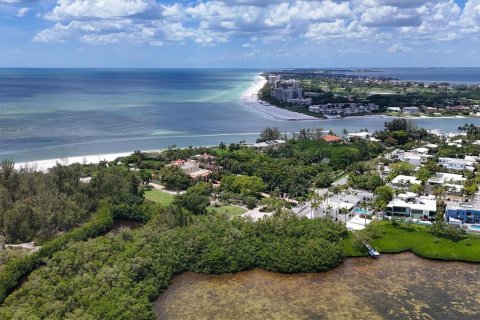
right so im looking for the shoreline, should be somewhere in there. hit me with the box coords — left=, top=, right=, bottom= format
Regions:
left=241, top=75, right=317, bottom=121
left=240, top=75, right=479, bottom=122
left=14, top=152, right=133, bottom=172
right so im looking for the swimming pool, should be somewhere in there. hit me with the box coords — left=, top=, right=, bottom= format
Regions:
left=469, top=224, right=480, bottom=230
left=353, top=207, right=372, bottom=215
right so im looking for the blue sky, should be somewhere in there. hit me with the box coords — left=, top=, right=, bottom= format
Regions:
left=0, top=0, right=479, bottom=68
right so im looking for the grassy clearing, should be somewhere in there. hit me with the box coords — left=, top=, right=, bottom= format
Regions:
left=342, top=222, right=480, bottom=262
left=208, top=205, right=247, bottom=217
left=144, top=189, right=174, bottom=206
left=340, top=233, right=368, bottom=257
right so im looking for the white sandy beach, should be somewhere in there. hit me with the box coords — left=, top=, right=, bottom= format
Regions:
left=241, top=75, right=317, bottom=121
left=14, top=152, right=132, bottom=172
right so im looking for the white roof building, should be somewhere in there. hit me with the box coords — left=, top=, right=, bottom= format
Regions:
left=347, top=132, right=371, bottom=140
left=403, top=106, right=420, bottom=114
left=403, top=152, right=423, bottom=166
left=391, top=175, right=422, bottom=187
left=252, top=140, right=286, bottom=150
left=438, top=157, right=469, bottom=171
left=427, top=173, right=465, bottom=193
left=386, top=193, right=437, bottom=219
left=387, top=107, right=401, bottom=112
left=412, top=147, right=429, bottom=155
left=427, top=172, right=466, bottom=185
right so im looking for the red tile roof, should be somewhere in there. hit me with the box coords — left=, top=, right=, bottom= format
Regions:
left=322, top=134, right=342, bottom=143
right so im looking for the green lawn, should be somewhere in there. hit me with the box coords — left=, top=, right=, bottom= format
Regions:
left=208, top=205, right=247, bottom=217
left=342, top=222, right=480, bottom=262
left=144, top=189, right=174, bottom=206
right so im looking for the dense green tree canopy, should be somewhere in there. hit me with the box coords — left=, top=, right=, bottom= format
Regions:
left=159, top=166, right=191, bottom=191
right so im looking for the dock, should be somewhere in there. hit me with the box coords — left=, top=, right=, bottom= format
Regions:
left=364, top=242, right=380, bottom=257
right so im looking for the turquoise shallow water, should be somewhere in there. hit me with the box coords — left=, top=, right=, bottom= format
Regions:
left=1, top=68, right=480, bottom=162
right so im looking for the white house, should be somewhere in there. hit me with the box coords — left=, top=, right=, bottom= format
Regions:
left=387, top=107, right=401, bottom=112
left=438, top=157, right=467, bottom=171
left=411, top=147, right=429, bottom=155
left=427, top=173, right=466, bottom=194
left=403, top=152, right=423, bottom=166
left=403, top=106, right=420, bottom=114
left=386, top=193, right=437, bottom=219
left=252, top=140, right=286, bottom=151
left=347, top=132, right=371, bottom=140
left=390, top=175, right=422, bottom=188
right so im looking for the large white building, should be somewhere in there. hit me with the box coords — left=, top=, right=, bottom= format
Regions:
left=438, top=157, right=468, bottom=171
left=271, top=78, right=303, bottom=102
left=386, top=193, right=437, bottom=219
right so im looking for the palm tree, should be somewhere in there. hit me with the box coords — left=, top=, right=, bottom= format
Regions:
left=373, top=200, right=387, bottom=221
left=360, top=200, right=368, bottom=226
left=340, top=207, right=349, bottom=224
left=307, top=191, right=319, bottom=218
left=311, top=198, right=319, bottom=219
left=432, top=185, right=446, bottom=200
left=326, top=205, right=333, bottom=219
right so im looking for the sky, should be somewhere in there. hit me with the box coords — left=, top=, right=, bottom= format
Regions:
left=0, top=0, right=479, bottom=68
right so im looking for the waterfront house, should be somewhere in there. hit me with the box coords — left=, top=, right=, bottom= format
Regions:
left=403, top=106, right=420, bottom=114
left=347, top=132, right=371, bottom=140
left=386, top=193, right=436, bottom=219
left=387, top=107, right=401, bottom=112
left=446, top=201, right=480, bottom=224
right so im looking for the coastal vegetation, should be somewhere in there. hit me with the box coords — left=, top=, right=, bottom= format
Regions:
left=3, top=123, right=480, bottom=318
left=0, top=212, right=347, bottom=319
left=0, top=160, right=142, bottom=243
left=346, top=221, right=480, bottom=262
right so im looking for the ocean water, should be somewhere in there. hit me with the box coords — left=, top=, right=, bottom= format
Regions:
left=1, top=68, right=480, bottom=162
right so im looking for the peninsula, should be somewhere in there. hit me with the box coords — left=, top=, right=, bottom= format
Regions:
left=257, top=69, right=480, bottom=120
